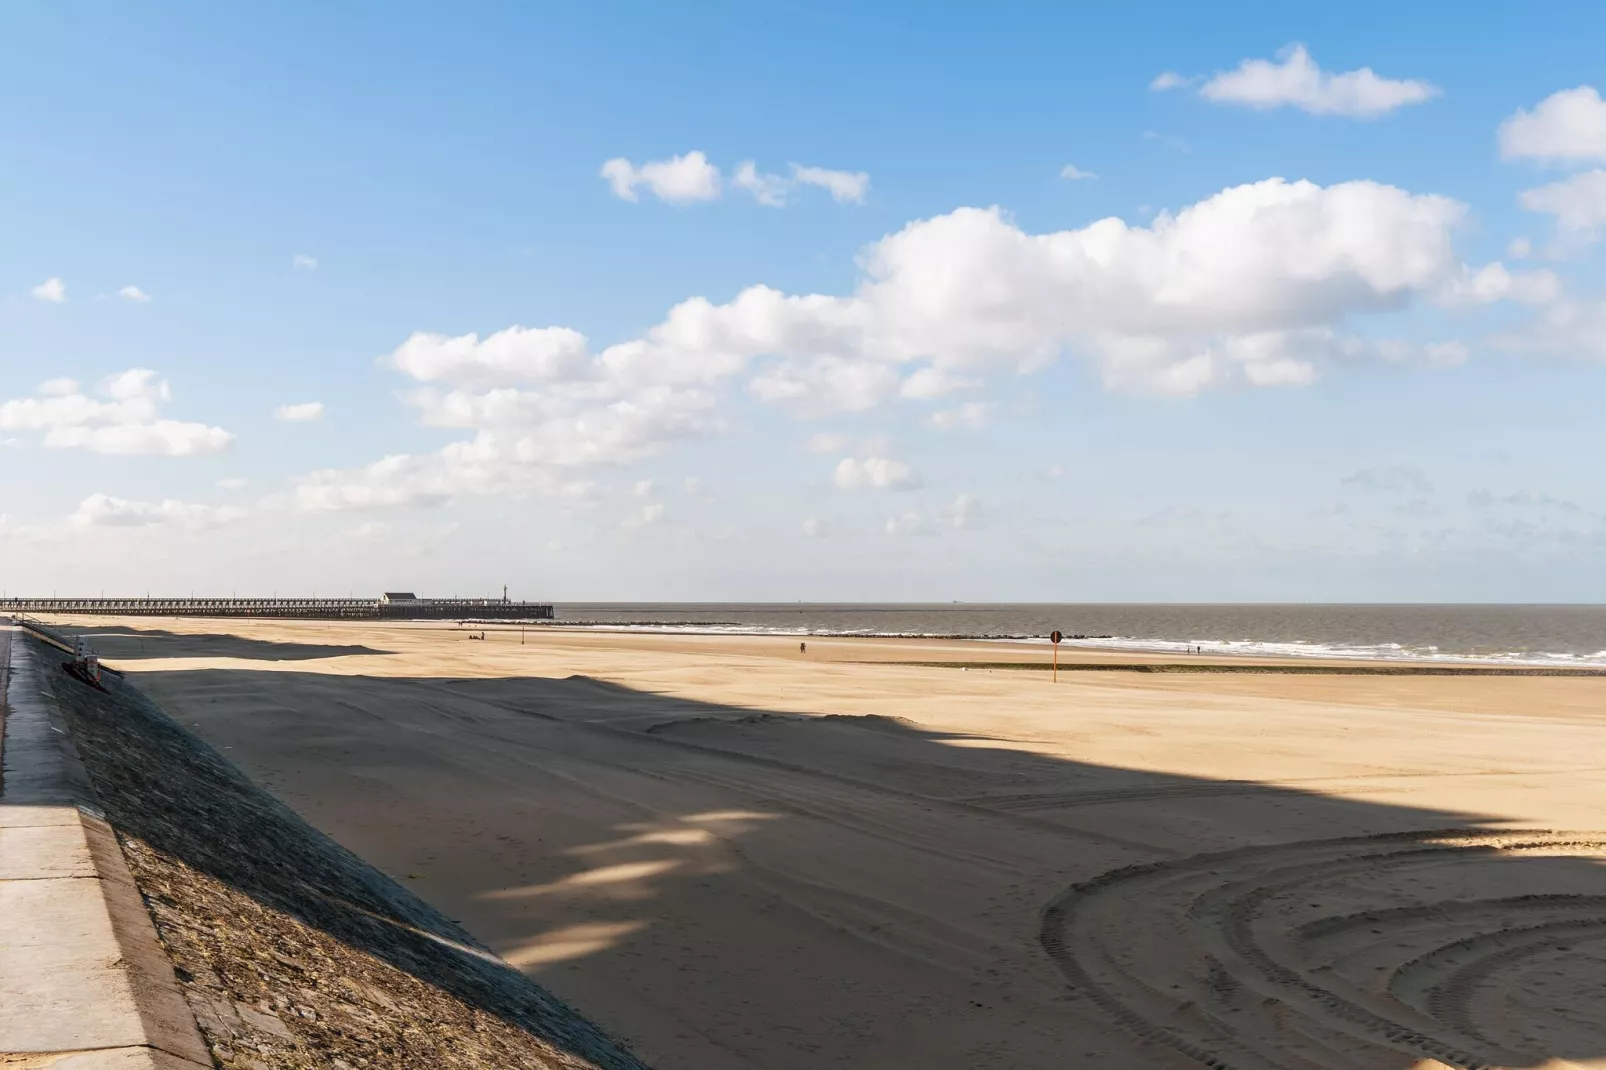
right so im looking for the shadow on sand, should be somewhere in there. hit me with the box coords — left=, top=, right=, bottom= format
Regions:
left=46, top=623, right=391, bottom=662
left=21, top=640, right=1606, bottom=1070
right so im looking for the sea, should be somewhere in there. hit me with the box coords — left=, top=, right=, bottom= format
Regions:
left=544, top=603, right=1606, bottom=668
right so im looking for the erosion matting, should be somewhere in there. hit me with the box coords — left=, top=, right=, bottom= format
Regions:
left=30, top=634, right=649, bottom=1070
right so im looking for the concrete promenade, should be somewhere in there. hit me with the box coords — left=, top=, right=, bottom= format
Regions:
left=0, top=622, right=210, bottom=1068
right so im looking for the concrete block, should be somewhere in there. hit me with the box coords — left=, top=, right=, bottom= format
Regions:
left=0, top=803, right=82, bottom=828
left=0, top=876, right=144, bottom=1050
left=0, top=821, right=96, bottom=879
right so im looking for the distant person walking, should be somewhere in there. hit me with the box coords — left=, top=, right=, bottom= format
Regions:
left=800, top=641, right=807, bottom=654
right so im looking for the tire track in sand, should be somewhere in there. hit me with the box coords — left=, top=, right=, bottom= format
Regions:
left=1039, top=830, right=1606, bottom=1069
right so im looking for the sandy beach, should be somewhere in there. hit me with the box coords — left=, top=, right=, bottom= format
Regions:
left=47, top=616, right=1606, bottom=1069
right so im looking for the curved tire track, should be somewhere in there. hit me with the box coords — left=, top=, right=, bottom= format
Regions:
left=1039, top=830, right=1606, bottom=1069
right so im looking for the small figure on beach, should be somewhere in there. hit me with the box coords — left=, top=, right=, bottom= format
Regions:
left=800, top=641, right=807, bottom=654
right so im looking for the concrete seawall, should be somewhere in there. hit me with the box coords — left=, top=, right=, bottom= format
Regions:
left=1, top=621, right=213, bottom=1067
left=2, top=623, right=650, bottom=1069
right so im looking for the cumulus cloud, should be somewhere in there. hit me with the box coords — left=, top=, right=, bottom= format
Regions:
left=0, top=370, right=234, bottom=456
left=600, top=151, right=722, bottom=204
left=274, top=401, right=325, bottom=422
left=1519, top=170, right=1606, bottom=247
left=295, top=175, right=1507, bottom=511
left=1500, top=86, right=1606, bottom=163
left=117, top=285, right=151, bottom=303
left=1161, top=44, right=1438, bottom=118
left=752, top=357, right=901, bottom=414
left=70, top=493, right=247, bottom=529
left=31, top=277, right=66, bottom=303
left=1060, top=164, right=1097, bottom=180
left=293, top=254, right=318, bottom=271
left=642, top=178, right=1474, bottom=408
left=834, top=456, right=919, bottom=491
left=389, top=325, right=590, bottom=388
left=801, top=517, right=825, bottom=537
left=295, top=318, right=725, bottom=509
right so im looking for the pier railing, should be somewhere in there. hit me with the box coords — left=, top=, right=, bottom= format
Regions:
left=0, top=597, right=555, bottom=621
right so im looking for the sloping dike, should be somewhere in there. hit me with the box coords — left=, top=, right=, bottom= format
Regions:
left=25, top=630, right=650, bottom=1070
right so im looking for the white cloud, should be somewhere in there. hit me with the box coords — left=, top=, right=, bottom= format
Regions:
left=600, top=151, right=722, bottom=204
left=389, top=325, right=590, bottom=388
left=70, top=493, right=247, bottom=529
left=752, top=356, right=901, bottom=414
left=1508, top=236, right=1534, bottom=259
left=293, top=254, right=318, bottom=271
left=732, top=161, right=791, bottom=207
left=834, top=456, right=919, bottom=491
left=884, top=512, right=933, bottom=536
left=1167, top=44, right=1438, bottom=118
left=1494, top=290, right=1606, bottom=362
left=1500, top=86, right=1606, bottom=163
left=0, top=370, right=234, bottom=456
left=296, top=175, right=1499, bottom=511
left=801, top=517, right=824, bottom=537
left=1439, top=262, right=1561, bottom=306
left=939, top=493, right=983, bottom=529
left=1150, top=72, right=1190, bottom=91
left=633, top=478, right=654, bottom=497
left=790, top=164, right=870, bottom=204
left=1519, top=170, right=1606, bottom=246
left=274, top=401, right=325, bottom=423
left=31, top=277, right=66, bottom=303
left=1060, top=164, right=1097, bottom=180
left=117, top=285, right=152, bottom=303
left=899, top=366, right=977, bottom=399
left=927, top=402, right=989, bottom=430
left=620, top=177, right=1475, bottom=403
left=731, top=161, right=871, bottom=206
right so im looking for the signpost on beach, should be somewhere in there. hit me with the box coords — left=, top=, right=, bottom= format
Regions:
left=1050, top=630, right=1062, bottom=683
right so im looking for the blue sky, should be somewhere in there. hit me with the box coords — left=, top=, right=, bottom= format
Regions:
left=3, top=2, right=1606, bottom=601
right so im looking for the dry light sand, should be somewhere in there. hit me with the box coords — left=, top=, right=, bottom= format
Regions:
left=46, top=616, right=1606, bottom=1070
